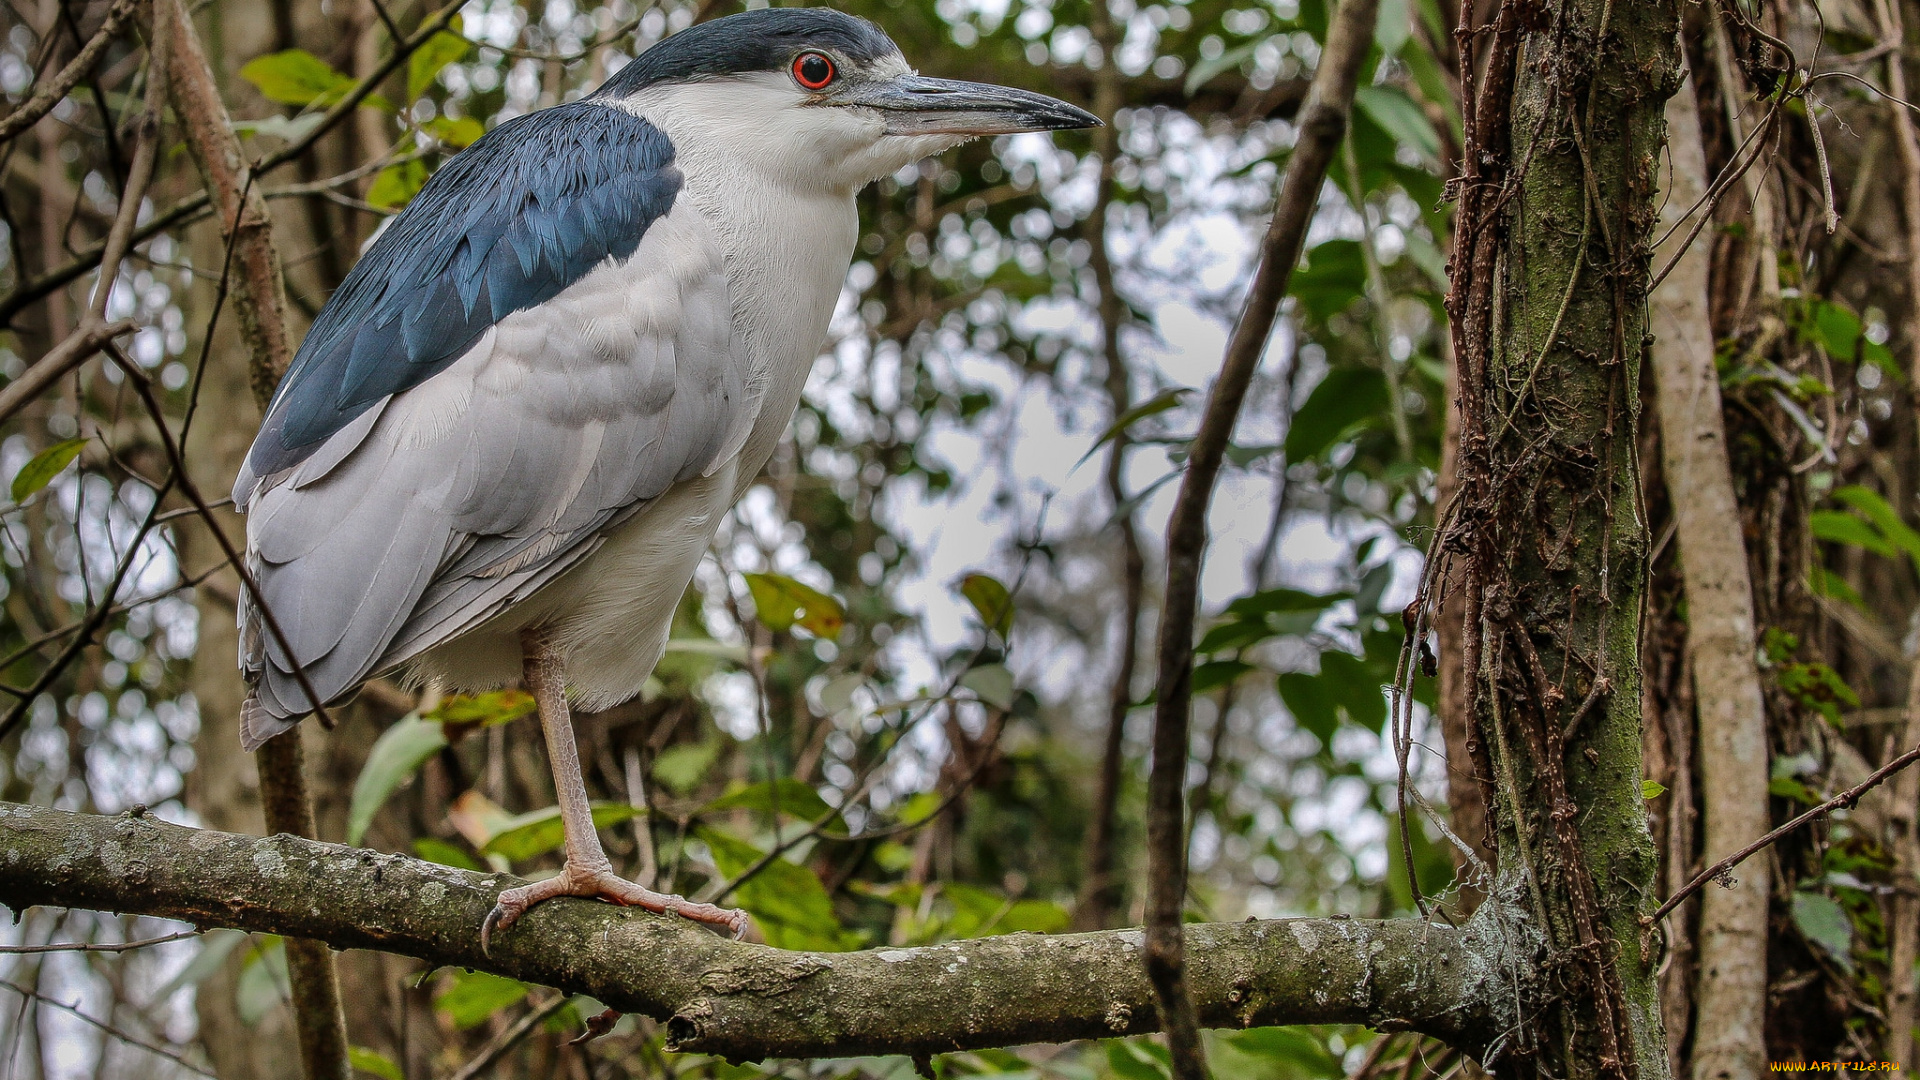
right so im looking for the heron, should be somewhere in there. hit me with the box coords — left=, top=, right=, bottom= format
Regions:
left=230, top=8, right=1097, bottom=948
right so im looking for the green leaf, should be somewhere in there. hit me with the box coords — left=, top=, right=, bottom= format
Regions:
left=653, top=741, right=721, bottom=795
left=662, top=637, right=750, bottom=663
left=1291, top=240, right=1367, bottom=321
left=1320, top=650, right=1387, bottom=733
left=1284, top=365, right=1389, bottom=461
left=1810, top=510, right=1897, bottom=558
left=481, top=802, right=643, bottom=861
left=367, top=158, right=428, bottom=211
left=435, top=970, right=529, bottom=1029
left=1769, top=775, right=1820, bottom=804
left=347, top=714, right=447, bottom=846
left=744, top=572, right=844, bottom=637
left=1832, top=485, right=1920, bottom=575
left=704, top=778, right=833, bottom=822
left=894, top=791, right=943, bottom=826
left=1191, top=660, right=1252, bottom=695
left=957, top=573, right=1015, bottom=637
left=10, top=438, right=86, bottom=502
left=1072, top=387, right=1191, bottom=472
left=423, top=114, right=485, bottom=148
left=1374, top=0, right=1412, bottom=53
left=1224, top=588, right=1347, bottom=618
left=240, top=49, right=363, bottom=108
left=407, top=24, right=471, bottom=100
left=1107, top=1041, right=1172, bottom=1080
left=422, top=689, right=535, bottom=727
left=1183, top=40, right=1260, bottom=96
left=236, top=939, right=290, bottom=1026
left=1278, top=671, right=1340, bottom=746
left=1641, top=780, right=1667, bottom=800
left=960, top=663, right=1016, bottom=710
left=349, top=1046, right=404, bottom=1080
left=698, top=827, right=861, bottom=950
left=411, top=837, right=482, bottom=871
left=231, top=113, right=329, bottom=143
left=1354, top=85, right=1441, bottom=160
left=1790, top=891, right=1855, bottom=974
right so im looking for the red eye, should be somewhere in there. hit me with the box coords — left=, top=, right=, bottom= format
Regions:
left=793, top=52, right=835, bottom=90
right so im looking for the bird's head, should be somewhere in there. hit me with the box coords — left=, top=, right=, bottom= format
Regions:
left=592, top=9, right=1100, bottom=194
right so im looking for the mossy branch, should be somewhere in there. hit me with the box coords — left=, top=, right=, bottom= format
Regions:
left=0, top=802, right=1511, bottom=1061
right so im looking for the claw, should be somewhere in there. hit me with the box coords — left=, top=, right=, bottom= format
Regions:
left=480, top=902, right=512, bottom=957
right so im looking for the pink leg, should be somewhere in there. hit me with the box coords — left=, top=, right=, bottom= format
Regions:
left=481, top=628, right=750, bottom=955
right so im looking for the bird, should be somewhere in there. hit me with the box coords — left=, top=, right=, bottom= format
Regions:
left=229, top=8, right=1098, bottom=948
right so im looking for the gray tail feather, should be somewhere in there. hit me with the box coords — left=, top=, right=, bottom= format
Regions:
left=239, top=691, right=303, bottom=752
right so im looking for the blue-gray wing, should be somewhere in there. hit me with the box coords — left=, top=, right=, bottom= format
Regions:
left=235, top=130, right=754, bottom=749
left=238, top=100, right=681, bottom=486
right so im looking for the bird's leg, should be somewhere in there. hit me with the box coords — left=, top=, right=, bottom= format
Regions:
left=481, top=627, right=750, bottom=954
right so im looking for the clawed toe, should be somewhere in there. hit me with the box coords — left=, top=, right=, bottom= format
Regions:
left=479, top=865, right=751, bottom=951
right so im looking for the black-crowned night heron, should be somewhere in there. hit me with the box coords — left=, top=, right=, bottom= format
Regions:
left=230, top=8, right=1097, bottom=947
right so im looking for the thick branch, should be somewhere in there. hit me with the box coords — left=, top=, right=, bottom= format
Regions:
left=0, top=803, right=1506, bottom=1061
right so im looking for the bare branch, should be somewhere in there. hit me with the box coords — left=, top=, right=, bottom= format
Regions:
left=1652, top=739, right=1920, bottom=924
left=1142, top=0, right=1378, bottom=1075
left=0, top=319, right=138, bottom=427
left=0, top=0, right=139, bottom=146
left=0, top=803, right=1505, bottom=1063
left=0, top=930, right=201, bottom=954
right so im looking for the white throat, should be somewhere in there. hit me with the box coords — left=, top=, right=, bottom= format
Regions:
left=603, top=77, right=959, bottom=487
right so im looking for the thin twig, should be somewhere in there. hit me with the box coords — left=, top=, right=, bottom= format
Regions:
left=0, top=0, right=139, bottom=145
left=447, top=995, right=571, bottom=1080
left=103, top=345, right=337, bottom=731
left=0, top=319, right=139, bottom=427
left=0, top=978, right=216, bottom=1078
left=0, top=930, right=200, bottom=954
left=1652, top=739, right=1920, bottom=923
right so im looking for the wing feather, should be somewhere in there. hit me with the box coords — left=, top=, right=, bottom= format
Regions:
left=240, top=200, right=747, bottom=723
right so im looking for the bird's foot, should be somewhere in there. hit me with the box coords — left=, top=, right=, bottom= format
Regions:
left=481, top=863, right=750, bottom=954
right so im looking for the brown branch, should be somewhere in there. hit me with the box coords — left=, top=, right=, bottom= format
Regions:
left=1652, top=740, right=1920, bottom=924
left=0, top=803, right=1506, bottom=1062
left=155, top=3, right=350, bottom=1077
left=1141, top=0, right=1378, bottom=1076
left=0, top=930, right=201, bottom=954
left=448, top=996, right=573, bottom=1080
left=0, top=0, right=139, bottom=146
left=0, top=318, right=138, bottom=427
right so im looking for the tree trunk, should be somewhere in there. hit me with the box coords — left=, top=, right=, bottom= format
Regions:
left=1443, top=0, right=1679, bottom=1070
left=1651, top=74, right=1771, bottom=1080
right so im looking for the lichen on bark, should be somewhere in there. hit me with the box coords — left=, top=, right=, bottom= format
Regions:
left=0, top=802, right=1515, bottom=1061
left=1440, top=0, right=1681, bottom=1070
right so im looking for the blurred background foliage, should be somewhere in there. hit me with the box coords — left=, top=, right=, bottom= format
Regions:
left=0, top=0, right=1467, bottom=1074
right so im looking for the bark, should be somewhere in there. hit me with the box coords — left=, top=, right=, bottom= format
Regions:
left=1878, top=0, right=1920, bottom=1062
left=0, top=802, right=1516, bottom=1062
left=159, top=2, right=350, bottom=1077
left=1441, top=0, right=1679, bottom=1068
left=1651, top=76, right=1770, bottom=1080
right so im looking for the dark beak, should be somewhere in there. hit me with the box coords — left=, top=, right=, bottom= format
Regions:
left=839, top=74, right=1101, bottom=136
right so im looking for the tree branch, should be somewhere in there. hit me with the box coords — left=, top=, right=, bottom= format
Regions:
left=1142, top=0, right=1377, bottom=1075
left=0, top=803, right=1507, bottom=1062
left=0, top=0, right=139, bottom=146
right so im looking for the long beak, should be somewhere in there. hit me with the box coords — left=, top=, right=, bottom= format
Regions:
left=839, top=74, right=1101, bottom=136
